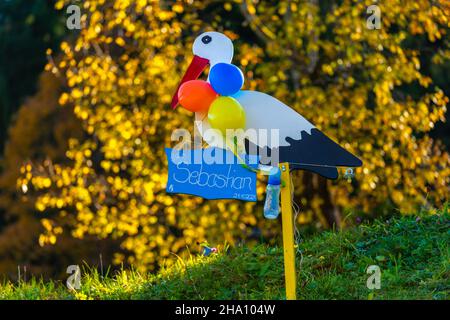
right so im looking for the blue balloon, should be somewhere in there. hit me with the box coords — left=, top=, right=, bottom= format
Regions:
left=209, top=63, right=244, bottom=96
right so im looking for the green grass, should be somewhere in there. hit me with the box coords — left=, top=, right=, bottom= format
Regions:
left=1, top=206, right=448, bottom=300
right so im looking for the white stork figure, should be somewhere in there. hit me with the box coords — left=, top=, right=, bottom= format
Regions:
left=171, top=31, right=362, bottom=179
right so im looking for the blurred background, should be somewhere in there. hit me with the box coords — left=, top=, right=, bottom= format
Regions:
left=0, top=0, right=448, bottom=280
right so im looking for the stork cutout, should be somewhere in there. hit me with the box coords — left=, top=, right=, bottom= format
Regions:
left=171, top=31, right=362, bottom=178
left=170, top=31, right=363, bottom=300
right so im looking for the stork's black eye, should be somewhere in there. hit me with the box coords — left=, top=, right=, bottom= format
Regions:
left=201, top=35, right=212, bottom=44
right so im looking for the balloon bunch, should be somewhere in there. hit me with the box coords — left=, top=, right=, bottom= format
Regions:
left=177, top=63, right=246, bottom=135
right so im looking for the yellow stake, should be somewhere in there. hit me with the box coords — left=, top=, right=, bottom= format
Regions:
left=279, top=162, right=297, bottom=300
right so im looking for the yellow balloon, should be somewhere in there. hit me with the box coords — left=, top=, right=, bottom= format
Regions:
left=207, top=96, right=246, bottom=135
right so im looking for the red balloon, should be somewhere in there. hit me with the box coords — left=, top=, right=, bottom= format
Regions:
left=178, top=80, right=218, bottom=112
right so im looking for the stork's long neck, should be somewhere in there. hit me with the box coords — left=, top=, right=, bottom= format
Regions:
left=209, top=58, right=223, bottom=68
left=206, top=59, right=222, bottom=83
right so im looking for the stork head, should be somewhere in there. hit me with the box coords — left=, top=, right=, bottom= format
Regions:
left=171, top=31, right=234, bottom=108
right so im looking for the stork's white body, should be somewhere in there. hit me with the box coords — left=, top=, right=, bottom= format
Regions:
left=195, top=90, right=315, bottom=149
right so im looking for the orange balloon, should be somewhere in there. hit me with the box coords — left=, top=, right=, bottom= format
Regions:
left=178, top=80, right=218, bottom=112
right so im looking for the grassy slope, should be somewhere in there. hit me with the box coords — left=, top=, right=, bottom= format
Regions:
left=1, top=208, right=448, bottom=300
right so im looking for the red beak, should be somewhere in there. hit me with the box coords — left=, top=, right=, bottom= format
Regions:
left=171, top=55, right=209, bottom=109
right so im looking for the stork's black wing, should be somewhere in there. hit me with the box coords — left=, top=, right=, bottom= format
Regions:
left=245, top=128, right=362, bottom=180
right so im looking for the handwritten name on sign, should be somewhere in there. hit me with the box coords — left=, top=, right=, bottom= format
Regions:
left=165, top=148, right=258, bottom=201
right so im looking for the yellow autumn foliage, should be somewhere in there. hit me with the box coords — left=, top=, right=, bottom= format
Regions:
left=22, top=0, right=449, bottom=271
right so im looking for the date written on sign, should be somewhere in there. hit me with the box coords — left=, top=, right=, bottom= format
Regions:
left=165, top=147, right=258, bottom=201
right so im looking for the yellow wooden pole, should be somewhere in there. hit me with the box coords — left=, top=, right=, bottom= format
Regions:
left=279, top=162, right=297, bottom=300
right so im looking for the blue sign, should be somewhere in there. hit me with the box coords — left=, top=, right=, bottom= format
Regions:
left=165, top=147, right=258, bottom=201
